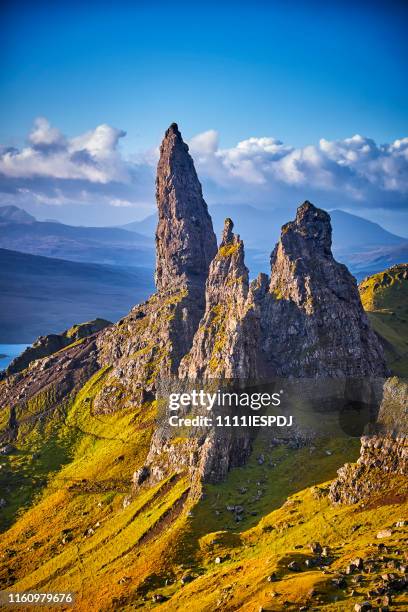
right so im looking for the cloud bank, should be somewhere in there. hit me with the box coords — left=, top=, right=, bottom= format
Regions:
left=0, top=118, right=407, bottom=224
left=188, top=131, right=408, bottom=209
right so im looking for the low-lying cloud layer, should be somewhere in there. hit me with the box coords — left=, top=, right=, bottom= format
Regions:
left=0, top=118, right=407, bottom=224
left=189, top=130, right=408, bottom=209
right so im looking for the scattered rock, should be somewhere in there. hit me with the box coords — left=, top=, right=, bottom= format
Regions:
left=181, top=573, right=194, bottom=585
left=132, top=465, right=150, bottom=486
left=352, top=557, right=364, bottom=570
left=377, top=529, right=392, bottom=539
left=288, top=561, right=301, bottom=572
left=331, top=576, right=346, bottom=589
left=0, top=444, right=14, bottom=455
left=152, top=593, right=166, bottom=602
left=61, top=532, right=73, bottom=544
left=309, top=542, right=322, bottom=554
left=122, top=496, right=131, bottom=509
left=354, top=602, right=372, bottom=612
left=84, top=527, right=94, bottom=537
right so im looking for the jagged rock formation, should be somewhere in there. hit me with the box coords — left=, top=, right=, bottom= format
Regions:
left=155, top=122, right=217, bottom=293
left=256, top=202, right=388, bottom=377
left=329, top=377, right=408, bottom=505
left=3, top=318, right=111, bottom=377
left=144, top=202, right=388, bottom=484
left=179, top=200, right=387, bottom=382
left=0, top=123, right=389, bottom=490
left=93, top=124, right=217, bottom=412
left=180, top=218, right=258, bottom=379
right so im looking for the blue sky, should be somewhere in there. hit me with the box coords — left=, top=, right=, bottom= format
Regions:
left=0, top=0, right=407, bottom=229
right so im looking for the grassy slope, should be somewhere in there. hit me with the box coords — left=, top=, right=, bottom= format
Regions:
left=359, top=264, right=408, bottom=376
left=1, top=264, right=407, bottom=610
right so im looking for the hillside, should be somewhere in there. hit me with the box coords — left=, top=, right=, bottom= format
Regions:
left=359, top=264, right=408, bottom=377
left=0, top=124, right=406, bottom=612
left=0, top=248, right=154, bottom=342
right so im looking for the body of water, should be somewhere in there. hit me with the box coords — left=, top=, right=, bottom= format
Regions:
left=0, top=344, right=29, bottom=370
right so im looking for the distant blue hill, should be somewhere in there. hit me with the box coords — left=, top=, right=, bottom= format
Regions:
left=0, top=248, right=154, bottom=343
left=123, top=204, right=408, bottom=279
left=0, top=205, right=154, bottom=268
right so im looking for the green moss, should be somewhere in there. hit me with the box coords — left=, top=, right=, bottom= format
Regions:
left=207, top=305, right=228, bottom=373
left=359, top=265, right=408, bottom=376
left=272, top=287, right=284, bottom=300
left=218, top=243, right=239, bottom=258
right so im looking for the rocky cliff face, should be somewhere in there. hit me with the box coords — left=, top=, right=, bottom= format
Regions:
left=1, top=123, right=389, bottom=490
left=179, top=218, right=258, bottom=380
left=155, top=122, right=217, bottom=293
left=329, top=377, right=407, bottom=505
left=178, top=200, right=387, bottom=383
left=256, top=201, right=387, bottom=378
left=92, top=124, right=217, bottom=412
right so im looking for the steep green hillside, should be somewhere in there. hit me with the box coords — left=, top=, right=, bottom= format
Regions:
left=1, top=400, right=406, bottom=611
left=359, top=264, right=408, bottom=376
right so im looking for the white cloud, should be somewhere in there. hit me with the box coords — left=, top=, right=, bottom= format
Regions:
left=187, top=130, right=408, bottom=207
left=0, top=118, right=407, bottom=221
left=29, top=117, right=66, bottom=149
left=110, top=198, right=134, bottom=207
left=0, top=118, right=128, bottom=184
left=189, top=129, right=219, bottom=155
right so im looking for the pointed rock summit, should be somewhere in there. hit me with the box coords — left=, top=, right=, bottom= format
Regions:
left=93, top=125, right=219, bottom=410
left=180, top=218, right=255, bottom=379
left=155, top=123, right=217, bottom=292
left=263, top=200, right=388, bottom=376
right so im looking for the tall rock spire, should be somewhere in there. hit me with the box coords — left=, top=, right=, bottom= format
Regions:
left=155, top=123, right=217, bottom=292
left=180, top=218, right=256, bottom=380
left=263, top=200, right=388, bottom=377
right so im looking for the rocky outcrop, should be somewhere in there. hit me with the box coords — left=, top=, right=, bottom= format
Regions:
left=180, top=218, right=258, bottom=379
left=181, top=201, right=387, bottom=382
left=329, top=378, right=408, bottom=505
left=0, top=124, right=390, bottom=492
left=155, top=122, right=217, bottom=293
left=0, top=334, right=101, bottom=442
left=257, top=201, right=388, bottom=378
left=143, top=201, right=388, bottom=485
left=93, top=124, right=217, bottom=412
left=4, top=318, right=111, bottom=376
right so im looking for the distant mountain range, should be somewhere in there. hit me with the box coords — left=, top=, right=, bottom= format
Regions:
left=0, top=204, right=407, bottom=342
left=0, top=205, right=154, bottom=268
left=124, top=204, right=408, bottom=279
left=2, top=204, right=407, bottom=280
left=0, top=248, right=154, bottom=342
